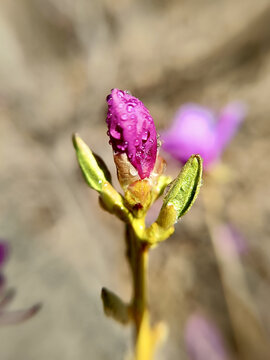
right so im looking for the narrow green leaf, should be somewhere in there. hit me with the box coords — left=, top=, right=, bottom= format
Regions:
left=92, top=152, right=112, bottom=184
left=101, top=287, right=130, bottom=324
left=72, top=134, right=110, bottom=192
left=162, top=155, right=203, bottom=220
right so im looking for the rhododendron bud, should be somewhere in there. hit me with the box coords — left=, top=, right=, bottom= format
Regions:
left=106, top=89, right=157, bottom=180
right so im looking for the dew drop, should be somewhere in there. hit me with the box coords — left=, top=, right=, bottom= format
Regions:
left=117, top=144, right=127, bottom=151
left=134, top=139, right=140, bottom=146
left=136, top=150, right=142, bottom=159
left=127, top=125, right=132, bottom=131
left=127, top=104, right=134, bottom=112
left=106, top=94, right=112, bottom=103
left=130, top=114, right=137, bottom=120
left=149, top=139, right=154, bottom=144
left=142, top=130, right=149, bottom=141
left=110, top=128, right=121, bottom=139
left=121, top=114, right=128, bottom=121
left=118, top=90, right=125, bottom=97
left=118, top=103, right=124, bottom=109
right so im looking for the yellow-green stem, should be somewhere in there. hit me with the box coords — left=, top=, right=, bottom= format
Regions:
left=132, top=243, right=148, bottom=335
left=126, top=224, right=157, bottom=360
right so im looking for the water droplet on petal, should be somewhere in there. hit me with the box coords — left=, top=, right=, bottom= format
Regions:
left=136, top=150, right=142, bottom=159
left=147, top=116, right=153, bottom=124
left=135, top=139, right=140, bottom=146
left=127, top=104, right=134, bottom=112
left=127, top=125, right=132, bottom=131
left=117, top=144, right=127, bottom=151
left=118, top=90, right=125, bottom=97
left=130, top=114, right=137, bottom=120
left=106, top=94, right=112, bottom=103
left=110, top=128, right=121, bottom=139
left=121, top=114, right=128, bottom=121
left=118, top=103, right=124, bottom=109
left=142, top=130, right=149, bottom=141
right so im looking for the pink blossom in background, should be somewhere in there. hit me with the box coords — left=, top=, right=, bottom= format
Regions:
left=161, top=103, right=246, bottom=169
left=106, top=89, right=157, bottom=179
left=0, top=241, right=9, bottom=268
left=214, top=225, right=249, bottom=258
left=0, top=240, right=41, bottom=325
left=184, top=313, right=229, bottom=360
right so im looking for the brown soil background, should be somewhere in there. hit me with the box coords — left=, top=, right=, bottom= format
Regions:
left=0, top=1, right=270, bottom=359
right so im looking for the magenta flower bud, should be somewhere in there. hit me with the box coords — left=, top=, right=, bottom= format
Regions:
left=161, top=102, right=246, bottom=169
left=106, top=89, right=157, bottom=179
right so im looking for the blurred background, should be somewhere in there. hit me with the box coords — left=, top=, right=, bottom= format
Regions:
left=0, top=0, right=270, bottom=359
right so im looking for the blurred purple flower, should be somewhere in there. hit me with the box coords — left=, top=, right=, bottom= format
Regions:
left=0, top=240, right=41, bottom=325
left=214, top=224, right=248, bottom=258
left=162, top=103, right=246, bottom=169
left=185, top=313, right=229, bottom=360
left=106, top=88, right=157, bottom=179
left=0, top=241, right=9, bottom=268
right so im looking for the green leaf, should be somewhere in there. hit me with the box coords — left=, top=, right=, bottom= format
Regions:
left=101, top=287, right=130, bottom=324
left=92, top=152, right=112, bottom=184
left=160, top=155, right=203, bottom=222
left=72, top=134, right=110, bottom=192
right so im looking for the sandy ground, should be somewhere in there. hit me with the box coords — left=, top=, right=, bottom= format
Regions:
left=0, top=1, right=270, bottom=359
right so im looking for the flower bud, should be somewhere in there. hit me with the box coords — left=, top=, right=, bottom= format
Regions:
left=106, top=89, right=157, bottom=180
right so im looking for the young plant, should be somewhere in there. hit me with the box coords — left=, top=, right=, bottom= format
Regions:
left=72, top=89, right=202, bottom=360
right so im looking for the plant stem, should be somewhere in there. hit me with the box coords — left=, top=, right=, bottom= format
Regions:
left=126, top=224, right=157, bottom=360
left=133, top=242, right=148, bottom=335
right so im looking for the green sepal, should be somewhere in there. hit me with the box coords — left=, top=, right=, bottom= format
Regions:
left=151, top=175, right=172, bottom=203
left=158, top=155, right=203, bottom=227
left=124, top=180, right=152, bottom=218
left=100, top=182, right=132, bottom=222
left=101, top=287, right=130, bottom=324
left=72, top=134, right=110, bottom=191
